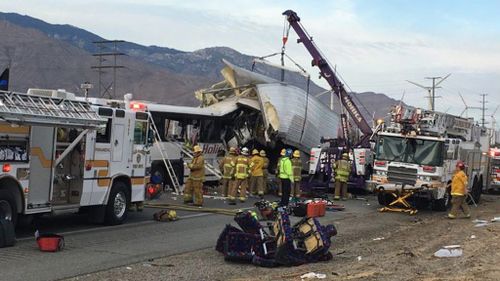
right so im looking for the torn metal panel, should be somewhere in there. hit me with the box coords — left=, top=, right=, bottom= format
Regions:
left=256, top=83, right=339, bottom=151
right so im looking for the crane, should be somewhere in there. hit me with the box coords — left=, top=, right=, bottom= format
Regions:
left=283, top=10, right=373, bottom=147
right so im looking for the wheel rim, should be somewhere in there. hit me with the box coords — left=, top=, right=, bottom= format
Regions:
left=0, top=199, right=13, bottom=221
left=113, top=192, right=126, bottom=218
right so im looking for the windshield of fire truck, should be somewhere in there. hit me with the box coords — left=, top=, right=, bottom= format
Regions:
left=376, top=135, right=444, bottom=166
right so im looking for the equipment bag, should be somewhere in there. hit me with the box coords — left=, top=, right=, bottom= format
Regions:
left=0, top=218, right=15, bottom=248
left=223, top=232, right=259, bottom=262
left=216, top=224, right=242, bottom=254
left=153, top=209, right=178, bottom=222
left=292, top=202, right=307, bottom=217
left=234, top=211, right=263, bottom=235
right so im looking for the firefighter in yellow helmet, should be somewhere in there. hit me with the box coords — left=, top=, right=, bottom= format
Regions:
left=219, top=147, right=236, bottom=197
left=276, top=148, right=286, bottom=196
left=334, top=152, right=351, bottom=200
left=260, top=150, right=269, bottom=193
left=249, top=149, right=265, bottom=198
left=291, top=150, right=302, bottom=198
left=184, top=145, right=205, bottom=206
left=228, top=147, right=250, bottom=204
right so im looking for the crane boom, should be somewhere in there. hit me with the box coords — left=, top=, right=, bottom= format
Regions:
left=283, top=10, right=373, bottom=146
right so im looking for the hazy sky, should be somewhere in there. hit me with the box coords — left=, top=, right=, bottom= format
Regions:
left=2, top=0, right=500, bottom=123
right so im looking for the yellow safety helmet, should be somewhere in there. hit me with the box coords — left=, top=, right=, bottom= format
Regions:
left=342, top=153, right=349, bottom=160
left=252, top=149, right=259, bottom=155
left=293, top=150, right=300, bottom=158
left=280, top=149, right=286, bottom=156
left=193, top=145, right=202, bottom=153
left=229, top=147, right=236, bottom=154
left=260, top=150, right=266, bottom=157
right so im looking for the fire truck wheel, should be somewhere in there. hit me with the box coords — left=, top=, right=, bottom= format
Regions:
left=105, top=182, right=129, bottom=225
left=0, top=190, right=18, bottom=227
left=432, top=187, right=451, bottom=212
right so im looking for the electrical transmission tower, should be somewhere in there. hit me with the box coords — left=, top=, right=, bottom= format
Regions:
left=406, top=74, right=451, bottom=111
left=91, top=40, right=125, bottom=98
left=480, top=93, right=488, bottom=128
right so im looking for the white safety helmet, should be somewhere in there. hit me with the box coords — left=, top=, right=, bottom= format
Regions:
left=241, top=147, right=249, bottom=155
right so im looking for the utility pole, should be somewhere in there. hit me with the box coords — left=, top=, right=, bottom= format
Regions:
left=480, top=93, right=488, bottom=128
left=91, top=40, right=125, bottom=98
left=406, top=73, right=451, bottom=111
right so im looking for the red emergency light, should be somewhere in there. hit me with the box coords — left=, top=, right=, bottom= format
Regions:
left=374, top=161, right=386, bottom=167
left=2, top=163, right=11, bottom=173
left=130, top=102, right=147, bottom=111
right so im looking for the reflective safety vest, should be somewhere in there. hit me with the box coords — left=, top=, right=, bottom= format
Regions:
left=278, top=157, right=293, bottom=180
left=188, top=155, right=205, bottom=181
left=334, top=159, right=351, bottom=183
left=219, top=155, right=236, bottom=179
left=234, top=156, right=249, bottom=180
left=291, top=158, right=302, bottom=182
left=249, top=155, right=264, bottom=177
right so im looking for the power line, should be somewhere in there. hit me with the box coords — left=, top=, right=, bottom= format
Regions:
left=91, top=40, right=126, bottom=98
left=406, top=73, right=451, bottom=111
left=480, top=93, right=488, bottom=128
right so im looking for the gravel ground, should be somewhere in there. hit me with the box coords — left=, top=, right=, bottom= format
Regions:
left=65, top=195, right=500, bottom=281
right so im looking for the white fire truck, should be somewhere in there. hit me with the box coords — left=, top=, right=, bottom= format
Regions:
left=487, top=147, right=500, bottom=192
left=370, top=106, right=488, bottom=212
left=0, top=89, right=150, bottom=227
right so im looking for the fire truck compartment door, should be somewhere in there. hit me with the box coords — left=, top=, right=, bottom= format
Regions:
left=112, top=124, right=124, bottom=162
left=28, top=126, right=56, bottom=209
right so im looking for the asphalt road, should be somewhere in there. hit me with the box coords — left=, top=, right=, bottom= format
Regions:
left=0, top=194, right=270, bottom=281
left=0, top=193, right=373, bottom=281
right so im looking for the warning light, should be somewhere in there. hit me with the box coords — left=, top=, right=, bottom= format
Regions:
left=130, top=102, right=147, bottom=111
left=2, top=163, right=11, bottom=173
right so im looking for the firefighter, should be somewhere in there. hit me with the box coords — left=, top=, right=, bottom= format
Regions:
left=276, top=148, right=286, bottom=196
left=291, top=150, right=302, bottom=198
left=448, top=161, right=471, bottom=219
left=334, top=153, right=351, bottom=200
left=219, top=147, right=236, bottom=197
left=228, top=147, right=250, bottom=204
left=260, top=150, right=269, bottom=193
left=249, top=149, right=265, bottom=198
left=278, top=148, right=293, bottom=206
left=184, top=145, right=205, bottom=206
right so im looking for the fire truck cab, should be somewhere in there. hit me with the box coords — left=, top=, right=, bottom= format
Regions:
left=370, top=107, right=487, bottom=211
left=0, top=89, right=149, bottom=227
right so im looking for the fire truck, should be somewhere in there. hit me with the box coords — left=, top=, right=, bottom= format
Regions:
left=487, top=147, right=500, bottom=192
left=0, top=89, right=150, bottom=227
left=370, top=106, right=488, bottom=212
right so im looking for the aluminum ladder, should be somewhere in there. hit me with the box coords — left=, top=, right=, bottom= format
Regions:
left=148, top=114, right=181, bottom=194
left=0, top=90, right=104, bottom=127
left=165, top=136, right=222, bottom=179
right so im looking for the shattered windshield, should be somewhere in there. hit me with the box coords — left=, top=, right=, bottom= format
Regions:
left=376, top=135, right=444, bottom=166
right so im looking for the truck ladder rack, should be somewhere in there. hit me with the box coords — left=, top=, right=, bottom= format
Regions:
left=0, top=90, right=105, bottom=127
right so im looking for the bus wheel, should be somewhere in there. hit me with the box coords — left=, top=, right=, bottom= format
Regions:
left=0, top=190, right=18, bottom=227
left=105, top=182, right=129, bottom=225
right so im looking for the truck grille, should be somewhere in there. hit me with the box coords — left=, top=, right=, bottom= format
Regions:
left=387, top=166, right=417, bottom=186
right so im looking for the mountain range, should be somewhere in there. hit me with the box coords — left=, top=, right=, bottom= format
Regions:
left=0, top=12, right=401, bottom=119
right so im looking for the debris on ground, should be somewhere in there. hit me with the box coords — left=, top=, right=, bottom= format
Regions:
left=372, top=237, right=385, bottom=241
left=434, top=245, right=463, bottom=258
left=300, top=272, right=326, bottom=279
left=357, top=256, right=362, bottom=261
left=491, top=217, right=500, bottom=222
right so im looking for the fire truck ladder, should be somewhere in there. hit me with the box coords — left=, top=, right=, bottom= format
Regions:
left=165, top=136, right=222, bottom=179
left=148, top=114, right=181, bottom=194
left=0, top=90, right=104, bottom=127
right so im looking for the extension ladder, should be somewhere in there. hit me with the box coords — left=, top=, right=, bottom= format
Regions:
left=0, top=90, right=104, bottom=127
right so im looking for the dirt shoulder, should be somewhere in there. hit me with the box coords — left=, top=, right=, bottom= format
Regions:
left=66, top=195, right=500, bottom=281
